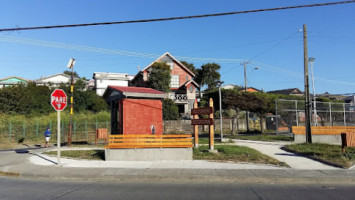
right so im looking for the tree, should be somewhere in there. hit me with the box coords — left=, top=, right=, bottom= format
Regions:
left=180, top=60, right=196, bottom=74
left=200, top=63, right=221, bottom=90
left=63, top=70, right=79, bottom=78
left=147, top=62, right=171, bottom=93
left=162, top=99, right=179, bottom=120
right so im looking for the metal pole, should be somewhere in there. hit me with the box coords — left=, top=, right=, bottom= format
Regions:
left=344, top=103, right=347, bottom=127
left=275, top=99, right=279, bottom=134
left=242, top=61, right=250, bottom=132
left=309, top=58, right=318, bottom=126
left=329, top=102, right=332, bottom=126
left=219, top=85, right=223, bottom=141
left=303, top=24, right=312, bottom=143
left=57, top=110, right=61, bottom=166
left=295, top=100, right=299, bottom=126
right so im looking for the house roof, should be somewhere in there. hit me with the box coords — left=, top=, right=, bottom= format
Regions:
left=240, top=87, right=261, bottom=92
left=180, top=79, right=200, bottom=89
left=267, top=88, right=303, bottom=95
left=132, top=52, right=195, bottom=81
left=104, top=86, right=167, bottom=100
left=108, top=86, right=165, bottom=94
left=0, top=76, right=30, bottom=83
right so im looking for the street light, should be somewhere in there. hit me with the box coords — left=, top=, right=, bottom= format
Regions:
left=216, top=80, right=224, bottom=141
left=66, top=58, right=76, bottom=146
left=308, top=57, right=317, bottom=126
left=241, top=60, right=259, bottom=132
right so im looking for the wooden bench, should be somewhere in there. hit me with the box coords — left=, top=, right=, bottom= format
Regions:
left=292, top=126, right=355, bottom=135
left=105, top=134, right=193, bottom=149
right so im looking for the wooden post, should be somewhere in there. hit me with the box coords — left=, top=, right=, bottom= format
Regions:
left=209, top=98, right=214, bottom=151
left=194, top=99, right=199, bottom=148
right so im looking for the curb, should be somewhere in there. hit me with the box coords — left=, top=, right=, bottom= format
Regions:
left=0, top=168, right=353, bottom=185
left=0, top=170, right=20, bottom=178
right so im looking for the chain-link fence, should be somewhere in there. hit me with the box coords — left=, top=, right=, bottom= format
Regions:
left=275, top=99, right=355, bottom=132
left=0, top=120, right=110, bottom=144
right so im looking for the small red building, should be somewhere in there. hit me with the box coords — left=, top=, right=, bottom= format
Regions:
left=103, top=86, right=166, bottom=135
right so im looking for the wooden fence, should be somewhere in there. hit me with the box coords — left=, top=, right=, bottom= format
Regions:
left=105, top=134, right=193, bottom=149
left=292, top=126, right=355, bottom=135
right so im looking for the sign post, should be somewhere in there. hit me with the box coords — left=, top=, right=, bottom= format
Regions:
left=191, top=98, right=215, bottom=151
left=51, top=89, right=67, bottom=166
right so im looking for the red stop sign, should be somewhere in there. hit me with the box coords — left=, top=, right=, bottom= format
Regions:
left=51, top=89, right=67, bottom=111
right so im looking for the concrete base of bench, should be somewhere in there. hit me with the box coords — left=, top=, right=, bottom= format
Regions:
left=105, top=148, right=192, bottom=161
left=294, top=134, right=341, bottom=145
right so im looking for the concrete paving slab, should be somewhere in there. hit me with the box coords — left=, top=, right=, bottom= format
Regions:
left=233, top=139, right=339, bottom=170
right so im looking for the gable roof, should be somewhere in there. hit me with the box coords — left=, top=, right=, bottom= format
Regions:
left=103, top=86, right=167, bottom=100
left=132, top=52, right=195, bottom=81
left=180, top=79, right=200, bottom=89
left=0, top=76, right=30, bottom=83
left=267, top=88, right=303, bottom=95
left=240, top=87, right=261, bottom=92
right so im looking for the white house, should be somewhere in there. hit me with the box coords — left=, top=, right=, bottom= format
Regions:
left=34, top=73, right=77, bottom=87
left=93, top=72, right=133, bottom=96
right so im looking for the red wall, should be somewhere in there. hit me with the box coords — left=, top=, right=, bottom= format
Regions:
left=122, top=99, right=163, bottom=135
left=171, top=61, right=192, bottom=87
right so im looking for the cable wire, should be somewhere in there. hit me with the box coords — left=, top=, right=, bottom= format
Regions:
left=0, top=1, right=354, bottom=32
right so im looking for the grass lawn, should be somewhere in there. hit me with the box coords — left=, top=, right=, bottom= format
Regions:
left=229, top=134, right=294, bottom=142
left=43, top=150, right=105, bottom=160
left=194, top=145, right=288, bottom=167
left=42, top=145, right=288, bottom=167
left=283, top=143, right=355, bottom=168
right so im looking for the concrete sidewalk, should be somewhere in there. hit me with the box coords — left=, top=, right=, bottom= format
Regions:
left=1, top=144, right=355, bottom=184
left=232, top=139, right=339, bottom=170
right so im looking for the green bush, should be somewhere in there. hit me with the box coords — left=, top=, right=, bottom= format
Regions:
left=162, top=99, right=179, bottom=120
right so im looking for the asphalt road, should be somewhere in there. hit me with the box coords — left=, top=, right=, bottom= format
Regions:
left=1, top=177, right=355, bottom=200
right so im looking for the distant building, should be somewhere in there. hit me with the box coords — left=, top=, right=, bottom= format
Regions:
left=221, top=84, right=236, bottom=90
left=93, top=72, right=133, bottom=96
left=240, top=87, right=261, bottom=93
left=34, top=73, right=77, bottom=88
left=267, top=88, right=303, bottom=96
left=0, top=76, right=30, bottom=88
left=317, top=92, right=348, bottom=101
left=130, top=52, right=199, bottom=115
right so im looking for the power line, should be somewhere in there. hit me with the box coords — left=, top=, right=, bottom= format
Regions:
left=0, top=35, right=244, bottom=63
left=1, top=1, right=354, bottom=32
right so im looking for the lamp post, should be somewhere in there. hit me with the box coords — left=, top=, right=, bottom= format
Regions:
left=309, top=57, right=317, bottom=126
left=216, top=80, right=224, bottom=141
left=66, top=58, right=76, bottom=146
left=241, top=60, right=259, bottom=132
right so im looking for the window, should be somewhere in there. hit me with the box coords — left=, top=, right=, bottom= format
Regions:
left=170, top=75, right=179, bottom=88
left=169, top=62, right=174, bottom=70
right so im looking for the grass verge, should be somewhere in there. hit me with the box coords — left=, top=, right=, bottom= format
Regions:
left=194, top=145, right=288, bottom=167
left=43, top=150, right=105, bottom=160
left=229, top=134, right=294, bottom=142
left=283, top=143, right=355, bottom=168
left=42, top=145, right=288, bottom=167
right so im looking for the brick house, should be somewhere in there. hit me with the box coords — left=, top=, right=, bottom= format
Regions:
left=130, top=52, right=199, bottom=116
left=103, top=86, right=166, bottom=135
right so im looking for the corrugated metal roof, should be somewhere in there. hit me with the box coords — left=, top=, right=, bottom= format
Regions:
left=108, top=86, right=165, bottom=94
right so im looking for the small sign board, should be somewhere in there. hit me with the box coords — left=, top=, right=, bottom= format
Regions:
left=51, top=89, right=67, bottom=111
left=191, top=107, right=213, bottom=115
left=191, top=119, right=214, bottom=125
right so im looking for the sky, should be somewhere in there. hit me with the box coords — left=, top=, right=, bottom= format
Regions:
left=0, top=0, right=354, bottom=94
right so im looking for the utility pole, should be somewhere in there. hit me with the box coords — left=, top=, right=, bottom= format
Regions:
left=66, top=58, right=76, bottom=146
left=303, top=24, right=312, bottom=143
left=241, top=60, right=250, bottom=132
